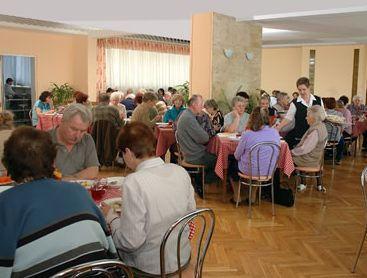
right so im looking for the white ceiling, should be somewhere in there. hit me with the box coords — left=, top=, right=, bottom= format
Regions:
left=1, top=1, right=367, bottom=46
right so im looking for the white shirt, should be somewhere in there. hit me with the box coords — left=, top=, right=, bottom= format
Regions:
left=285, top=94, right=324, bottom=122
left=108, top=157, right=196, bottom=275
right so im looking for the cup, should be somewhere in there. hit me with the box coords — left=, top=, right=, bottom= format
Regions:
left=90, top=184, right=106, bottom=202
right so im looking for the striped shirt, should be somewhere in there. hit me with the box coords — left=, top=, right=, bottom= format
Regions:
left=0, top=179, right=117, bottom=277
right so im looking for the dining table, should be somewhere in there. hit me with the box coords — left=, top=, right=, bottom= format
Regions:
left=155, top=125, right=175, bottom=157
left=36, top=113, right=63, bottom=131
left=206, top=133, right=295, bottom=200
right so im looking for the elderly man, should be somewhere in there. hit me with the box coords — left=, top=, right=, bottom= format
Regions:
left=131, top=92, right=162, bottom=128
left=176, top=94, right=217, bottom=198
left=93, top=93, right=124, bottom=127
left=50, top=103, right=99, bottom=179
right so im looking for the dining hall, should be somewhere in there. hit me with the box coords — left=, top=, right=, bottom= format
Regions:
left=1, top=1, right=367, bottom=277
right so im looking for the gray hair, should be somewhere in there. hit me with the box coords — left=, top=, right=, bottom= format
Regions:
left=307, top=105, right=325, bottom=123
left=188, top=94, right=202, bottom=107
left=353, top=95, right=363, bottom=102
left=276, top=92, right=288, bottom=101
left=62, top=103, right=92, bottom=124
left=231, top=96, right=246, bottom=108
left=110, top=91, right=124, bottom=101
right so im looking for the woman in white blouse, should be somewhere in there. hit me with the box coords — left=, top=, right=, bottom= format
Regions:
left=102, top=122, right=196, bottom=275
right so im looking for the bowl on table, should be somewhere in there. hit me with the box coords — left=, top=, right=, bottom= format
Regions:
left=103, top=197, right=122, bottom=214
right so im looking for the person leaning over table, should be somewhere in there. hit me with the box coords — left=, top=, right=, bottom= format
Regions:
left=0, top=126, right=117, bottom=278
left=222, top=96, right=250, bottom=133
left=204, top=99, right=224, bottom=133
left=347, top=95, right=367, bottom=151
left=291, top=105, right=328, bottom=192
left=176, top=94, right=217, bottom=198
left=276, top=77, right=324, bottom=149
left=31, top=90, right=54, bottom=127
left=163, top=93, right=186, bottom=123
left=131, top=92, right=162, bottom=128
left=49, top=103, right=99, bottom=180
left=101, top=122, right=195, bottom=276
left=228, top=107, right=280, bottom=205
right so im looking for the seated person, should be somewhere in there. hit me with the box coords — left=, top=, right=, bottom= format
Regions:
left=272, top=92, right=290, bottom=116
left=196, top=110, right=216, bottom=138
left=260, top=94, right=276, bottom=118
left=131, top=92, right=162, bottom=128
left=163, top=93, right=186, bottom=123
left=222, top=96, right=250, bottom=133
left=0, top=111, right=14, bottom=175
left=229, top=107, right=280, bottom=204
left=121, top=89, right=136, bottom=112
left=102, top=122, right=195, bottom=275
left=50, top=103, right=99, bottom=179
left=32, top=91, right=54, bottom=127
left=177, top=95, right=217, bottom=198
left=347, top=95, right=367, bottom=150
left=163, top=91, right=172, bottom=106
left=204, top=99, right=224, bottom=133
left=93, top=93, right=124, bottom=128
left=0, top=127, right=116, bottom=277
left=235, top=91, right=250, bottom=111
left=336, top=99, right=352, bottom=136
left=323, top=97, right=344, bottom=164
left=156, top=101, right=167, bottom=117
left=292, top=105, right=328, bottom=192
left=109, top=91, right=127, bottom=119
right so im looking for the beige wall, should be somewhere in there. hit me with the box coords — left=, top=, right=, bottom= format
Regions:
left=0, top=26, right=98, bottom=101
left=190, top=13, right=213, bottom=100
left=261, top=44, right=367, bottom=100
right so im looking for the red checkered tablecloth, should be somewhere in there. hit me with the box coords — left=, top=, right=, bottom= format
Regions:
left=207, top=136, right=294, bottom=180
left=155, top=126, right=175, bottom=157
left=36, top=113, right=63, bottom=131
left=353, top=120, right=367, bottom=137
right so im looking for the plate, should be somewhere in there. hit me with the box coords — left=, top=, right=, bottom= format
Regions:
left=73, top=180, right=94, bottom=188
left=228, top=135, right=241, bottom=141
left=103, top=197, right=122, bottom=213
left=156, top=122, right=169, bottom=126
left=106, top=177, right=124, bottom=187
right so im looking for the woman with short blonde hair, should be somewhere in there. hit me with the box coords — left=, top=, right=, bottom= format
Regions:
left=109, top=91, right=127, bottom=119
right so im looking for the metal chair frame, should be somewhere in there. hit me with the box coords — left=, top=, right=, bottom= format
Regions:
left=237, top=142, right=280, bottom=219
left=324, top=121, right=342, bottom=168
left=351, top=166, right=367, bottom=273
left=160, top=208, right=215, bottom=278
left=175, top=132, right=206, bottom=198
left=51, top=259, right=134, bottom=278
left=294, top=142, right=327, bottom=206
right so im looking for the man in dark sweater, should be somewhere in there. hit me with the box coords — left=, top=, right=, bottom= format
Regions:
left=176, top=94, right=217, bottom=197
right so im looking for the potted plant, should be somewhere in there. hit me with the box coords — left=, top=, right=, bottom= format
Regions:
left=50, top=83, right=75, bottom=107
left=175, top=81, right=190, bottom=104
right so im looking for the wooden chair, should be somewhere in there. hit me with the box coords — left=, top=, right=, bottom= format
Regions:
left=51, top=259, right=133, bottom=278
left=237, top=142, right=280, bottom=219
left=351, top=166, right=367, bottom=273
left=175, top=133, right=206, bottom=198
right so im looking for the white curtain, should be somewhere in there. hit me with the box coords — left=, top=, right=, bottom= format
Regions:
left=105, top=48, right=189, bottom=90
left=2, top=56, right=32, bottom=86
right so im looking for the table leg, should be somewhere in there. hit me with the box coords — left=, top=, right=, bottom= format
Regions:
left=222, top=169, right=227, bottom=202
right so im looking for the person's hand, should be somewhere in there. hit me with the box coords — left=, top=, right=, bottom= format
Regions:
left=154, top=114, right=163, bottom=121
left=232, top=109, right=240, bottom=119
left=100, top=202, right=112, bottom=217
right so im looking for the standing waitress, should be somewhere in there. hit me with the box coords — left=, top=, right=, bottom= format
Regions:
left=276, top=77, right=324, bottom=149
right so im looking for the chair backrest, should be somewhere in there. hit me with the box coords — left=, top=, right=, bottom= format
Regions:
left=360, top=166, right=367, bottom=210
left=247, top=141, right=280, bottom=180
left=160, top=208, right=215, bottom=278
left=325, top=121, right=341, bottom=142
left=51, top=259, right=133, bottom=278
left=175, top=131, right=184, bottom=164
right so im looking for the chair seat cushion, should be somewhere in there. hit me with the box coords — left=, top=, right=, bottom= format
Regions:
left=181, top=160, right=205, bottom=168
left=238, top=172, right=272, bottom=181
left=295, top=166, right=322, bottom=172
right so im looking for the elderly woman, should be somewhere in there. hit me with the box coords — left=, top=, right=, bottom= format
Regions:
left=110, top=91, right=127, bottom=119
left=163, top=93, right=185, bottom=123
left=222, top=96, right=250, bottom=133
left=347, top=95, right=367, bottom=150
left=102, top=122, right=195, bottom=276
left=31, top=91, right=54, bottom=127
left=0, top=111, right=13, bottom=175
left=0, top=127, right=116, bottom=277
left=204, top=99, right=224, bottom=133
left=276, top=77, right=323, bottom=149
left=228, top=107, right=280, bottom=204
left=292, top=105, right=328, bottom=191
left=273, top=92, right=290, bottom=116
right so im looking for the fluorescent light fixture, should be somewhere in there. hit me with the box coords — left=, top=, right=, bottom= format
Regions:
left=262, top=28, right=293, bottom=34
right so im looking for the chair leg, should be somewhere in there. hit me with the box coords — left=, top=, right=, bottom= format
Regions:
left=248, top=184, right=252, bottom=219
left=271, top=183, right=275, bottom=216
left=236, top=180, right=241, bottom=208
left=332, top=147, right=335, bottom=168
left=201, top=168, right=205, bottom=199
left=352, top=226, right=367, bottom=273
left=258, top=186, right=261, bottom=205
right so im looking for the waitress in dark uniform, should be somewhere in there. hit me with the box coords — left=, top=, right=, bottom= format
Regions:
left=276, top=77, right=324, bottom=149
